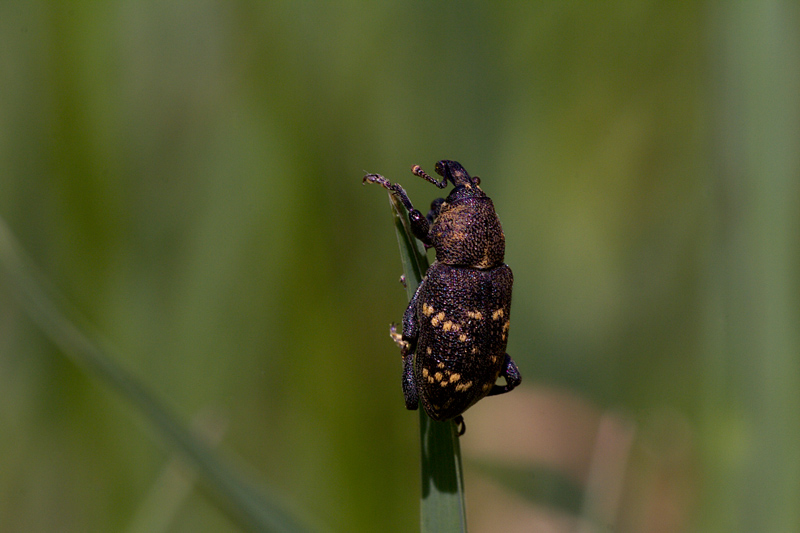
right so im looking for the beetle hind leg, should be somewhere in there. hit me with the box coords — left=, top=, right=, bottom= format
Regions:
left=488, top=354, right=521, bottom=396
left=454, top=415, right=466, bottom=436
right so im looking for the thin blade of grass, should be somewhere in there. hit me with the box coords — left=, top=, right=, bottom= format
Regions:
left=706, top=3, right=800, bottom=530
left=0, top=216, right=311, bottom=533
left=386, top=193, right=468, bottom=533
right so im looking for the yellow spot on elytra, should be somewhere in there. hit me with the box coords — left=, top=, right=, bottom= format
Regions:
left=443, top=320, right=453, bottom=331
left=422, top=367, right=429, bottom=378
left=467, top=310, right=483, bottom=320
left=436, top=312, right=445, bottom=322
left=451, top=323, right=461, bottom=332
left=431, top=316, right=439, bottom=327
left=434, top=372, right=444, bottom=382
left=426, top=347, right=432, bottom=355
left=440, top=379, right=449, bottom=387
left=491, top=355, right=498, bottom=363
left=471, top=346, right=479, bottom=354
left=455, top=381, right=473, bottom=392
left=437, top=361, right=445, bottom=369
left=427, top=375, right=435, bottom=384
left=449, top=373, right=461, bottom=383
left=459, top=334, right=467, bottom=342
left=422, top=303, right=434, bottom=316
left=492, top=309, right=504, bottom=321
left=482, top=383, right=492, bottom=392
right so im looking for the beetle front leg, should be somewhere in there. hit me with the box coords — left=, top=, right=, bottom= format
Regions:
left=407, top=210, right=432, bottom=245
left=427, top=198, right=445, bottom=224
left=488, top=354, right=521, bottom=396
left=363, top=173, right=431, bottom=245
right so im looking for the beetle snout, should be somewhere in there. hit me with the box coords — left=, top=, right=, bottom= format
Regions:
left=436, top=160, right=470, bottom=187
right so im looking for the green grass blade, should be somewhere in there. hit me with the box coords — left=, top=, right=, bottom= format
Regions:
left=706, top=3, right=800, bottom=530
left=418, top=413, right=467, bottom=532
left=388, top=193, right=428, bottom=294
left=386, top=193, right=468, bottom=533
left=0, top=216, right=311, bottom=533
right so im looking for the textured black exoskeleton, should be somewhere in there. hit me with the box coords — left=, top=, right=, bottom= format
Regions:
left=364, top=160, right=521, bottom=435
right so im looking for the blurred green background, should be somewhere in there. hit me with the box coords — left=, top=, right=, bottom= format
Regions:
left=1, top=2, right=799, bottom=532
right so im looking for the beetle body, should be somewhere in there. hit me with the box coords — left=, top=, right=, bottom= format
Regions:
left=364, top=160, right=521, bottom=433
left=406, top=262, right=514, bottom=420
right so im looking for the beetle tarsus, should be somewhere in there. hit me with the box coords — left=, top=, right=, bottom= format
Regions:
left=454, top=416, right=466, bottom=436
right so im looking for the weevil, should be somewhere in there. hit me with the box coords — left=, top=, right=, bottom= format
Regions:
left=364, top=160, right=521, bottom=435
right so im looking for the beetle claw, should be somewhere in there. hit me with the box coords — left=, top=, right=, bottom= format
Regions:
left=454, top=416, right=466, bottom=436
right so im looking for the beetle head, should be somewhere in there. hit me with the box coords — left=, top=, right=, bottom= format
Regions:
left=435, top=160, right=480, bottom=188
left=435, top=161, right=486, bottom=203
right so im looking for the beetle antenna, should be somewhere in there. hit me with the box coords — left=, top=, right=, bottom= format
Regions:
left=411, top=165, right=447, bottom=189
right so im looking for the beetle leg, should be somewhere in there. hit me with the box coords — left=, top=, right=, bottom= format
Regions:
left=389, top=323, right=411, bottom=356
left=401, top=280, right=424, bottom=349
left=454, top=415, right=466, bottom=436
left=363, top=173, right=415, bottom=210
left=402, top=352, right=419, bottom=410
left=487, top=354, right=521, bottom=396
left=407, top=210, right=432, bottom=245
left=427, top=198, right=445, bottom=224
left=363, top=172, right=431, bottom=245
left=393, top=281, right=423, bottom=411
